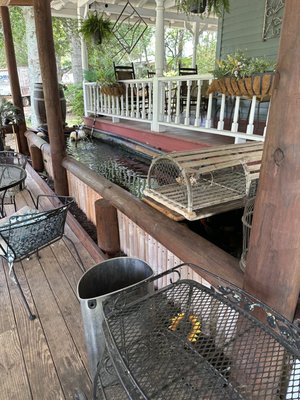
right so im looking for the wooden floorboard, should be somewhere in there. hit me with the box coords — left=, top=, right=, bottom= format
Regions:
left=0, top=259, right=32, bottom=400
left=0, top=167, right=103, bottom=399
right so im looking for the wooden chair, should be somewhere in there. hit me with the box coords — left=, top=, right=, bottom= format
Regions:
left=178, top=64, right=198, bottom=112
left=0, top=195, right=85, bottom=320
left=113, top=62, right=135, bottom=80
left=147, top=70, right=155, bottom=78
left=113, top=62, right=149, bottom=115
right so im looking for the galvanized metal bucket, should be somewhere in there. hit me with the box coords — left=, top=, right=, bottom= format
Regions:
left=77, top=257, right=153, bottom=377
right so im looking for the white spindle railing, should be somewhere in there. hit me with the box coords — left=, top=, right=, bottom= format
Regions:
left=83, top=75, right=269, bottom=143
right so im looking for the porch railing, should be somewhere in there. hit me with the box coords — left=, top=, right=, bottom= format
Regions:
left=84, top=75, right=269, bottom=143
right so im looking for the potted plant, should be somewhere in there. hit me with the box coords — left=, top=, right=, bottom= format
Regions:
left=207, top=51, right=276, bottom=99
left=0, top=98, right=23, bottom=150
left=98, top=68, right=125, bottom=97
left=176, top=0, right=230, bottom=16
left=79, top=11, right=112, bottom=46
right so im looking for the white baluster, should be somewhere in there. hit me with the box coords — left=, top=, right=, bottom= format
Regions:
left=184, top=79, right=192, bottom=125
left=194, top=79, right=202, bottom=126
left=166, top=81, right=172, bottom=122
left=125, top=84, right=129, bottom=117
left=147, top=82, right=152, bottom=120
left=205, top=92, right=213, bottom=128
left=217, top=94, right=226, bottom=130
left=141, top=82, right=146, bottom=119
left=263, top=99, right=271, bottom=137
left=231, top=96, right=240, bottom=132
left=246, top=96, right=256, bottom=134
left=175, top=81, right=181, bottom=124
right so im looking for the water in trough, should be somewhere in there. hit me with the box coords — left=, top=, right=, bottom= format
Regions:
left=66, top=135, right=151, bottom=198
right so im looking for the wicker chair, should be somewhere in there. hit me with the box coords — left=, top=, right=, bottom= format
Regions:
left=0, top=151, right=35, bottom=211
left=0, top=195, right=85, bottom=320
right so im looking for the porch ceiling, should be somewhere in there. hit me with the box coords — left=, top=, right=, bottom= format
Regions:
left=51, top=0, right=218, bottom=30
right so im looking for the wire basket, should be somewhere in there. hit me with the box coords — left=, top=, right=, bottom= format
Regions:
left=96, top=264, right=300, bottom=400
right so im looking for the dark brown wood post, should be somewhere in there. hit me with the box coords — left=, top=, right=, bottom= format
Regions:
left=29, top=145, right=44, bottom=172
left=0, top=6, right=29, bottom=155
left=33, top=0, right=68, bottom=195
left=244, top=0, right=300, bottom=321
left=95, top=199, right=120, bottom=257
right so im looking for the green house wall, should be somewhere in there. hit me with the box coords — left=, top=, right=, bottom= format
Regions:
left=218, top=0, right=284, bottom=60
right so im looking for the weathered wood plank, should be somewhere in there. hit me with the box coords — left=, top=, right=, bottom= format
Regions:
left=4, top=259, right=65, bottom=400
left=23, top=249, right=92, bottom=398
left=0, top=260, right=32, bottom=400
left=38, top=246, right=91, bottom=378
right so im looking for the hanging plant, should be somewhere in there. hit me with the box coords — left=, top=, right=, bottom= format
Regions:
left=176, top=0, right=230, bottom=16
left=207, top=51, right=276, bottom=100
left=79, top=11, right=112, bottom=46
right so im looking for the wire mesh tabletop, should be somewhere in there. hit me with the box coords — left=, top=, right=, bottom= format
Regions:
left=97, top=265, right=300, bottom=400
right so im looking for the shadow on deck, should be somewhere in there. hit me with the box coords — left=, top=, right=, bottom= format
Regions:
left=0, top=164, right=104, bottom=399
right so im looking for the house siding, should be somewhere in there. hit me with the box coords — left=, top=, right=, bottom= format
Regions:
left=218, top=0, right=284, bottom=60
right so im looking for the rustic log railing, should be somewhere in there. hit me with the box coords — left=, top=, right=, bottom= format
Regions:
left=84, top=75, right=268, bottom=144
left=62, top=156, right=243, bottom=288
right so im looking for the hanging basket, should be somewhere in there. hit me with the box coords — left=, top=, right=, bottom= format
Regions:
left=100, top=83, right=126, bottom=97
left=207, top=72, right=274, bottom=100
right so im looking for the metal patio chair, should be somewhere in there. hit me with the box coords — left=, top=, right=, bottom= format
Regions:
left=0, top=150, right=35, bottom=211
left=0, top=195, right=85, bottom=320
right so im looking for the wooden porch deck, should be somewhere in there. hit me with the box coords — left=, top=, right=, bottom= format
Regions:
left=0, top=165, right=104, bottom=400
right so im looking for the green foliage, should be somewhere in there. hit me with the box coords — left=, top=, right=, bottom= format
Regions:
left=196, top=34, right=217, bottom=74
left=83, top=69, right=99, bottom=82
left=0, top=7, right=27, bottom=68
left=64, top=84, right=84, bottom=124
left=211, top=51, right=276, bottom=79
left=0, top=98, right=23, bottom=127
left=176, top=0, right=230, bottom=16
left=165, top=28, right=192, bottom=72
left=79, top=11, right=112, bottom=46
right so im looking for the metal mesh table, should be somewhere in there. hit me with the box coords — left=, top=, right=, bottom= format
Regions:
left=95, top=265, right=300, bottom=399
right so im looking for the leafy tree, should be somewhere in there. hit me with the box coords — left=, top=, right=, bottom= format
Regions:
left=0, top=6, right=27, bottom=68
left=165, top=28, right=192, bottom=73
left=196, top=33, right=217, bottom=74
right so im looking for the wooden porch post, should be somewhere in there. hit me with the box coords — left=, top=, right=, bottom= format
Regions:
left=33, top=0, right=68, bottom=195
left=244, top=0, right=300, bottom=320
left=0, top=6, right=29, bottom=155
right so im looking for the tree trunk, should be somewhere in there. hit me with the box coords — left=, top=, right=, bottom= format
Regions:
left=23, top=6, right=41, bottom=129
left=71, top=34, right=83, bottom=84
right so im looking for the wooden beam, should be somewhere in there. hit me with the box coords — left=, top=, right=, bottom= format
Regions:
left=244, top=0, right=300, bottom=321
left=0, top=6, right=29, bottom=154
left=0, top=0, right=33, bottom=5
left=33, top=0, right=68, bottom=195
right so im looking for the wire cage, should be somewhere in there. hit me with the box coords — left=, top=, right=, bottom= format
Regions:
left=240, top=196, right=255, bottom=272
left=240, top=179, right=259, bottom=271
left=143, top=143, right=262, bottom=221
left=94, top=264, right=300, bottom=400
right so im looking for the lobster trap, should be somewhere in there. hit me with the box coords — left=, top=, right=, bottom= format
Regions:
left=143, top=143, right=263, bottom=220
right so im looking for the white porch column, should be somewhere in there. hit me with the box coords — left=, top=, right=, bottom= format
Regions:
left=192, top=20, right=200, bottom=68
left=78, top=5, right=89, bottom=116
left=78, top=5, right=88, bottom=73
left=155, top=0, right=165, bottom=77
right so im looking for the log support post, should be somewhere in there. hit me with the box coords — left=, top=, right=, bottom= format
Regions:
left=33, top=0, right=68, bottom=195
left=29, top=145, right=44, bottom=172
left=244, top=0, right=300, bottom=321
left=0, top=6, right=29, bottom=155
left=95, top=199, right=120, bottom=258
